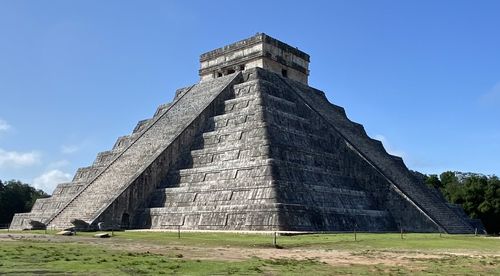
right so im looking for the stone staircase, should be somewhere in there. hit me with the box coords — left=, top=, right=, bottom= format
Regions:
left=10, top=74, right=240, bottom=230
left=275, top=70, right=474, bottom=234
left=144, top=76, right=395, bottom=231
left=45, top=74, right=239, bottom=229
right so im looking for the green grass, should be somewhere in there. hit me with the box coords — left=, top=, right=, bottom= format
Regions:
left=0, top=240, right=333, bottom=275
left=8, top=229, right=498, bottom=251
left=1, top=231, right=499, bottom=275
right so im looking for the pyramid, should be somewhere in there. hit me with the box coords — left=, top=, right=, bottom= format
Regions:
left=11, top=33, right=478, bottom=233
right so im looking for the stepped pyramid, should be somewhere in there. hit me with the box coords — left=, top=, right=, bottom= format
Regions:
left=11, top=33, right=478, bottom=233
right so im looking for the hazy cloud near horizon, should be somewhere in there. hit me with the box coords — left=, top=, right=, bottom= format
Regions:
left=33, top=169, right=72, bottom=194
left=0, top=148, right=41, bottom=169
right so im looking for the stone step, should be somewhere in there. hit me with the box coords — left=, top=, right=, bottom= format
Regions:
left=72, top=165, right=106, bottom=182
left=232, top=80, right=261, bottom=98
left=225, top=86, right=297, bottom=115
left=235, top=78, right=293, bottom=103
left=147, top=204, right=388, bottom=217
left=112, top=133, right=141, bottom=151
left=92, top=150, right=120, bottom=167
left=223, top=94, right=261, bottom=114
left=199, top=119, right=326, bottom=151
left=190, top=148, right=269, bottom=168
left=161, top=165, right=272, bottom=189
left=192, top=133, right=269, bottom=151
left=148, top=204, right=279, bottom=214
left=51, top=181, right=86, bottom=196
left=151, top=186, right=370, bottom=210
left=156, top=182, right=367, bottom=199
left=132, top=119, right=154, bottom=134
left=209, top=109, right=264, bottom=130
left=201, top=124, right=268, bottom=146
left=262, top=93, right=297, bottom=112
left=209, top=106, right=311, bottom=137
left=169, top=162, right=273, bottom=187
left=190, top=142, right=269, bottom=157
left=189, top=145, right=345, bottom=175
left=153, top=102, right=172, bottom=117
left=157, top=181, right=274, bottom=197
left=217, top=103, right=308, bottom=125
left=151, top=194, right=276, bottom=208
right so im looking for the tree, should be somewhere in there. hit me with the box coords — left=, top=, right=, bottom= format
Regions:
left=440, top=171, right=459, bottom=186
left=477, top=176, right=500, bottom=233
left=440, top=171, right=463, bottom=203
left=461, top=176, right=488, bottom=219
left=425, top=174, right=442, bottom=189
left=435, top=172, right=500, bottom=234
left=0, top=179, right=48, bottom=225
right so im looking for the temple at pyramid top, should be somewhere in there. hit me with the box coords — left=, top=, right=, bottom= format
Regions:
left=199, top=33, right=310, bottom=84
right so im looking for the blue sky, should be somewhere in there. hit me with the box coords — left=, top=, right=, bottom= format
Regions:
left=1, top=1, right=499, bottom=193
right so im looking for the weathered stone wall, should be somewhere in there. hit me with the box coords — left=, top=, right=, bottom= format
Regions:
left=199, top=33, right=309, bottom=84
left=143, top=77, right=280, bottom=230
left=262, top=58, right=308, bottom=85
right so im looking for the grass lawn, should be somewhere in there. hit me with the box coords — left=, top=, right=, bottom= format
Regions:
left=1, top=230, right=499, bottom=275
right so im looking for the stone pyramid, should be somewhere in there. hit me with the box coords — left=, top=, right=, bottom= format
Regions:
left=11, top=33, right=478, bottom=233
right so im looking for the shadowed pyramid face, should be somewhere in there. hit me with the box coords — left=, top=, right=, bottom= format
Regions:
left=9, top=35, right=479, bottom=234
left=199, top=33, right=310, bottom=85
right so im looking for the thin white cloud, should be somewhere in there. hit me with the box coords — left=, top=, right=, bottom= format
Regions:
left=479, top=82, right=500, bottom=104
left=0, top=118, right=11, bottom=132
left=33, top=169, right=72, bottom=194
left=373, top=134, right=407, bottom=158
left=47, top=159, right=70, bottom=169
left=60, top=144, right=80, bottom=154
left=0, top=148, right=41, bottom=168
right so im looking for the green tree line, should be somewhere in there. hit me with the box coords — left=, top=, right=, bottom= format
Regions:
left=423, top=171, right=500, bottom=234
left=0, top=179, right=48, bottom=226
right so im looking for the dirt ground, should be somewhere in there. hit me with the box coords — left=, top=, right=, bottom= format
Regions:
left=2, top=233, right=498, bottom=269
